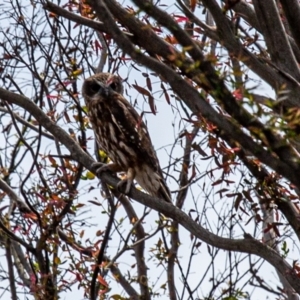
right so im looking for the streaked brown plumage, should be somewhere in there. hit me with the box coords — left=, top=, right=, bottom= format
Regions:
left=82, top=73, right=172, bottom=203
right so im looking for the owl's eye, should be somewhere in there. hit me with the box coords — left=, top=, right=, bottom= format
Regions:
left=109, top=81, right=118, bottom=91
left=90, top=82, right=101, bottom=94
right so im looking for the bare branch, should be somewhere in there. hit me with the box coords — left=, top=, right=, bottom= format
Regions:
left=57, top=228, right=140, bottom=299
left=0, top=178, right=31, bottom=213
left=0, top=107, right=54, bottom=140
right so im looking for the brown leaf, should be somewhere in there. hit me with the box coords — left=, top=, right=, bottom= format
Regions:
left=242, top=190, right=253, bottom=202
left=192, top=142, right=207, bottom=157
left=216, top=188, right=229, bottom=195
left=188, top=163, right=196, bottom=181
left=245, top=215, right=254, bottom=226
left=148, top=95, right=156, bottom=115
left=64, top=111, right=71, bottom=123
left=211, top=179, right=222, bottom=186
left=234, top=193, right=243, bottom=210
left=146, top=77, right=152, bottom=91
left=132, top=83, right=151, bottom=97
left=161, top=82, right=170, bottom=104
left=88, top=200, right=101, bottom=206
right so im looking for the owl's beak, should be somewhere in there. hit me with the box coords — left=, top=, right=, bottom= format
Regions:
left=95, top=80, right=110, bottom=97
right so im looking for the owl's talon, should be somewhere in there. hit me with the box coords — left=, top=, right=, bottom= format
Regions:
left=92, top=163, right=123, bottom=177
left=91, top=162, right=108, bottom=176
left=117, top=179, right=133, bottom=194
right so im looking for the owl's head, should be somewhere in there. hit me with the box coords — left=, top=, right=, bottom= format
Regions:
left=82, top=73, right=124, bottom=101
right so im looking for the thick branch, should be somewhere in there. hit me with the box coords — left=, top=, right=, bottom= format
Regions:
left=279, top=0, right=300, bottom=51
left=252, top=0, right=300, bottom=81
left=81, top=3, right=300, bottom=189
left=99, top=172, right=300, bottom=295
left=6, top=238, right=17, bottom=300
left=233, top=0, right=300, bottom=63
left=1, top=86, right=300, bottom=294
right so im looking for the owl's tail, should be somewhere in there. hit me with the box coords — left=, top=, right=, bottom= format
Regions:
left=157, top=178, right=172, bottom=203
left=135, top=167, right=172, bottom=203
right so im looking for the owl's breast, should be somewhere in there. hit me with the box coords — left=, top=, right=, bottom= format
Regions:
left=87, top=101, right=137, bottom=169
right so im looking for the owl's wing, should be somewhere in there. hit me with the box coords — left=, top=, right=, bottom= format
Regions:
left=108, top=92, right=161, bottom=171
left=106, top=91, right=171, bottom=202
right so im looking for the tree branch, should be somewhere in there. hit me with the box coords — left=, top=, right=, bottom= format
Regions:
left=57, top=228, right=140, bottom=299
left=252, top=0, right=300, bottom=80
left=79, top=2, right=300, bottom=190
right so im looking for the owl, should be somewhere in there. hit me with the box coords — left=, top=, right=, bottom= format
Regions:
left=82, top=73, right=172, bottom=203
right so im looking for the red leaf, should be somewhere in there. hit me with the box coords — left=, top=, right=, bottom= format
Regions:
left=95, top=39, right=102, bottom=56
left=232, top=89, right=243, bottom=100
left=35, top=192, right=47, bottom=202
left=263, top=223, right=273, bottom=234
left=46, top=94, right=59, bottom=99
left=3, top=53, right=14, bottom=59
left=271, top=223, right=281, bottom=237
left=97, top=275, right=108, bottom=287
left=23, top=212, right=38, bottom=221
left=48, top=155, right=58, bottom=167
left=190, top=0, right=197, bottom=11
left=173, top=15, right=189, bottom=23
left=165, top=35, right=178, bottom=44
left=75, top=273, right=82, bottom=282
